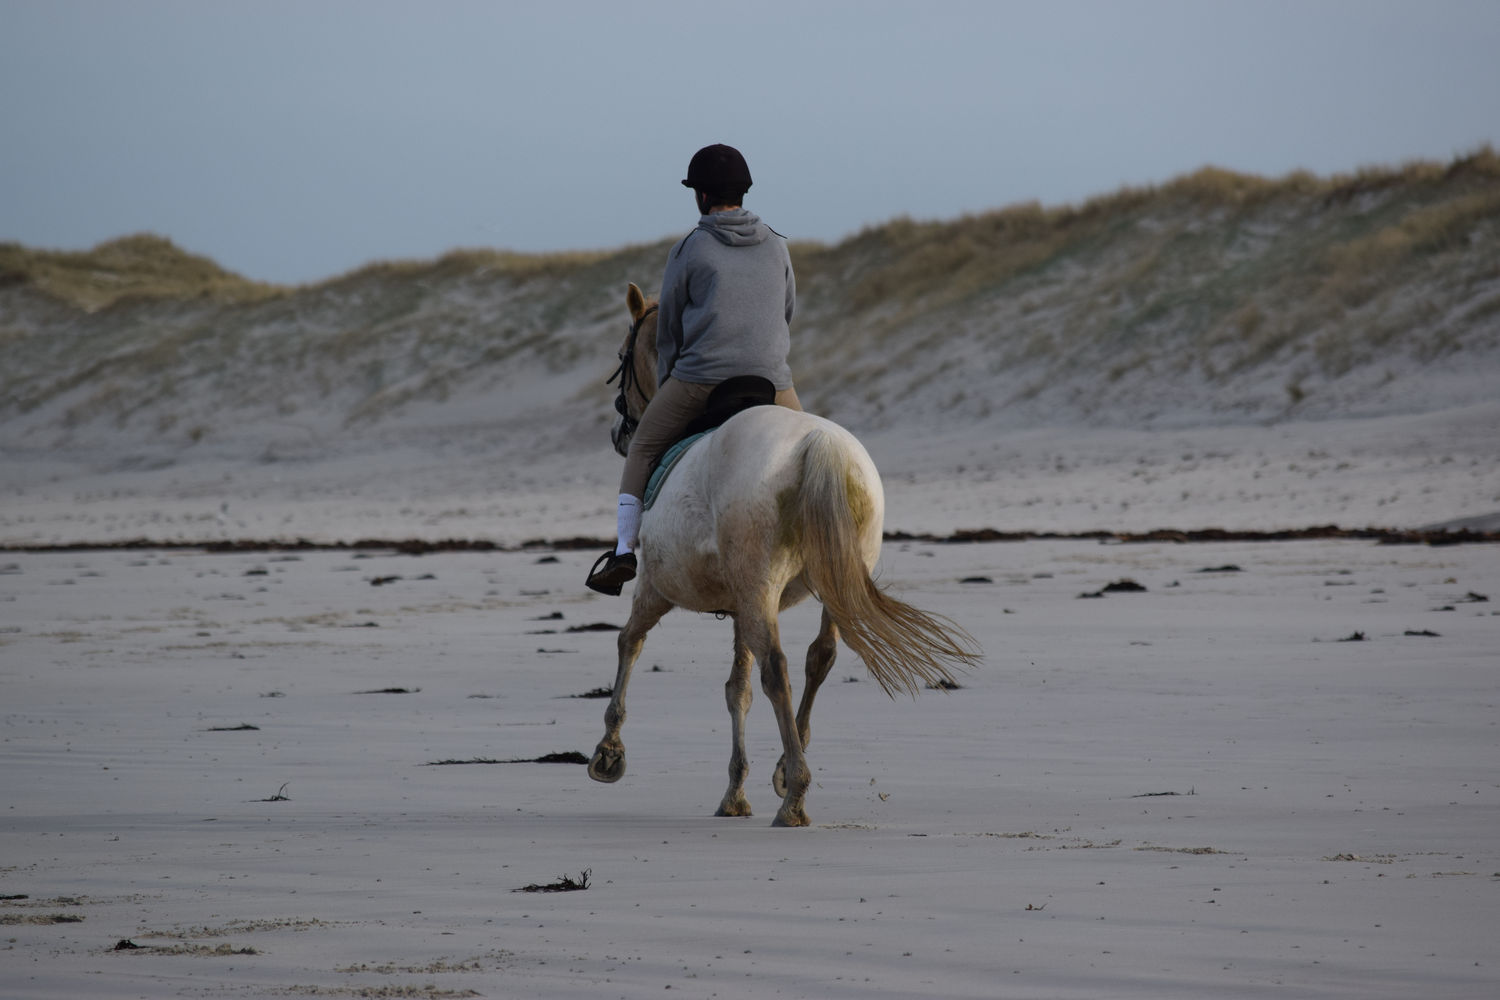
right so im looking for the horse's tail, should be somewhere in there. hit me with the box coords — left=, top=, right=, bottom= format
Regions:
left=795, top=430, right=982, bottom=697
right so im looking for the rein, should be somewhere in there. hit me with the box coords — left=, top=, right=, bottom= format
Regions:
left=608, top=303, right=657, bottom=437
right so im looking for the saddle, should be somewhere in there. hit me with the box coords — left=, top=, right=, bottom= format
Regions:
left=681, top=375, right=777, bottom=438
left=643, top=375, right=776, bottom=511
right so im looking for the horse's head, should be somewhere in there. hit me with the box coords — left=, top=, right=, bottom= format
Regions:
left=608, top=282, right=660, bottom=457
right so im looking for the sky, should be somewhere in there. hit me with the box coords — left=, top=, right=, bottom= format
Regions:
left=3, top=0, right=1497, bottom=286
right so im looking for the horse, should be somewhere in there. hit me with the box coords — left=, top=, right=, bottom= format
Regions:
left=586, top=282, right=982, bottom=826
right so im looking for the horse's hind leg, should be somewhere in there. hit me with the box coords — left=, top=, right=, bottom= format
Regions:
left=715, top=626, right=755, bottom=817
left=798, top=608, right=840, bottom=746
left=774, top=608, right=839, bottom=798
left=588, top=586, right=672, bottom=784
left=742, top=608, right=811, bottom=827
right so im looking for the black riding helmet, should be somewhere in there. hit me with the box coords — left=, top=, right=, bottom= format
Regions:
left=681, top=144, right=753, bottom=200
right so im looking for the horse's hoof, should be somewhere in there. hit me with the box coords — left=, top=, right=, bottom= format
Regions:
left=587, top=745, right=625, bottom=783
left=716, top=795, right=753, bottom=817
left=772, top=757, right=788, bottom=798
left=772, top=807, right=810, bottom=828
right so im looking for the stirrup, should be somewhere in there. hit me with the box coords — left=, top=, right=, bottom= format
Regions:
left=585, top=550, right=636, bottom=596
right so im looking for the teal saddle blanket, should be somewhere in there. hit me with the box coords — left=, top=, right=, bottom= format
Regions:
left=639, top=374, right=778, bottom=512
left=643, top=431, right=709, bottom=511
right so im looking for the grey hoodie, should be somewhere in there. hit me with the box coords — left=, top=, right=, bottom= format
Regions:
left=655, top=209, right=795, bottom=390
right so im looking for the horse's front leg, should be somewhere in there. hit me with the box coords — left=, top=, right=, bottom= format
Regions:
left=774, top=607, right=839, bottom=798
left=716, top=626, right=756, bottom=816
left=588, top=586, right=671, bottom=784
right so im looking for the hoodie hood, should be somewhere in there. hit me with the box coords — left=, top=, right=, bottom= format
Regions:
left=696, top=208, right=771, bottom=247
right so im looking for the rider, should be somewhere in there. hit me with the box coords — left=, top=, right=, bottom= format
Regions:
left=586, top=143, right=802, bottom=595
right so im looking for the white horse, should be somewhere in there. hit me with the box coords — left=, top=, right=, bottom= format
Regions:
left=587, top=283, right=981, bottom=826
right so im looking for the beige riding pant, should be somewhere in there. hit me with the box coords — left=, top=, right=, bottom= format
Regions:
left=620, top=378, right=802, bottom=500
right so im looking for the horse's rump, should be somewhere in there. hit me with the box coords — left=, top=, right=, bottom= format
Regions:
left=640, top=406, right=822, bottom=612
left=641, top=407, right=971, bottom=694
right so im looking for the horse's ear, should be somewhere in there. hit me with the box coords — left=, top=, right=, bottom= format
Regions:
left=626, top=282, right=645, bottom=321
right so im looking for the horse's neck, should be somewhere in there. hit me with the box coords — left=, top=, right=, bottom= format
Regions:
left=636, top=318, right=660, bottom=399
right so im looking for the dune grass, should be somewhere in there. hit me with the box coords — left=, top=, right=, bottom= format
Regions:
left=8, top=147, right=1494, bottom=318
left=324, top=246, right=617, bottom=287
left=796, top=146, right=1499, bottom=317
left=0, top=234, right=284, bottom=312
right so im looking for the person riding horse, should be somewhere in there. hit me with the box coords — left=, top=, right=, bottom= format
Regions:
left=587, top=144, right=803, bottom=595
left=586, top=283, right=981, bottom=825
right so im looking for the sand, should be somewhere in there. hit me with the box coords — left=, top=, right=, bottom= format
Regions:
left=3, top=371, right=1499, bottom=999
left=2, top=516, right=1497, bottom=997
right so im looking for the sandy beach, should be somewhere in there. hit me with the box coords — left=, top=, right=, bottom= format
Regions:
left=3, top=517, right=1496, bottom=998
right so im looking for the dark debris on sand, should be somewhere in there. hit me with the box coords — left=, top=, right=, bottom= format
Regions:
left=7, top=524, right=1498, bottom=556
left=514, top=870, right=591, bottom=893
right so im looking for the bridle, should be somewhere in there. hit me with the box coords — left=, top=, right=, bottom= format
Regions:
left=607, top=303, right=657, bottom=439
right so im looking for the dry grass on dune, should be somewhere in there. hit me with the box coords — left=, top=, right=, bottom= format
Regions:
left=0, top=237, right=628, bottom=314
left=0, top=233, right=283, bottom=312
left=793, top=145, right=1500, bottom=317
left=326, top=246, right=618, bottom=287
left=7, top=147, right=1495, bottom=320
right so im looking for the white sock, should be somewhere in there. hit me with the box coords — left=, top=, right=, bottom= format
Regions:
left=615, top=495, right=641, bottom=556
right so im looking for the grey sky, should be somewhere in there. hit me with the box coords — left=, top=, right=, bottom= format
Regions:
left=3, top=0, right=1497, bottom=285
